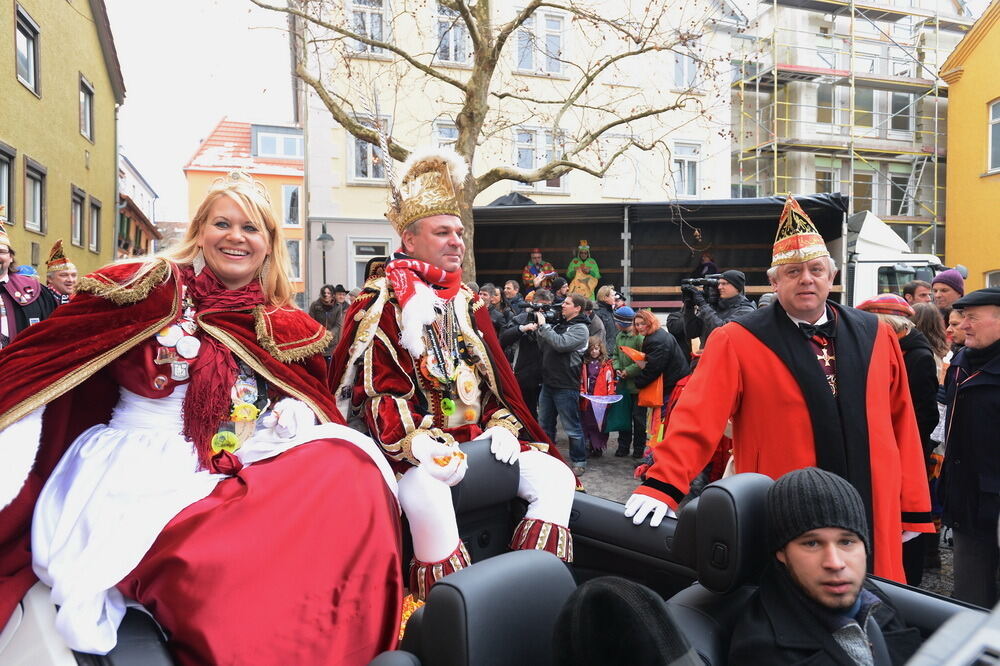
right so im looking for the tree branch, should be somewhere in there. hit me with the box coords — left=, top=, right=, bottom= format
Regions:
left=249, top=0, right=469, bottom=93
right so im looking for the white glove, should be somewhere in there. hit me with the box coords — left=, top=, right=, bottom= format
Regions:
left=411, top=433, right=468, bottom=486
left=624, top=493, right=677, bottom=527
left=261, top=398, right=317, bottom=439
left=484, top=425, right=520, bottom=465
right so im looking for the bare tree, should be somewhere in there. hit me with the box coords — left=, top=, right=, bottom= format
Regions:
left=251, top=0, right=737, bottom=277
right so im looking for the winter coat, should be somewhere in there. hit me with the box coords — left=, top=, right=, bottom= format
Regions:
left=587, top=312, right=606, bottom=342
left=499, top=311, right=543, bottom=386
left=633, top=327, right=690, bottom=400
left=595, top=301, right=617, bottom=352
left=505, top=294, right=526, bottom=316
left=940, top=339, right=1000, bottom=541
left=729, top=563, right=922, bottom=666
left=612, top=330, right=644, bottom=394
left=308, top=299, right=348, bottom=354
left=536, top=314, right=590, bottom=390
left=684, top=293, right=756, bottom=346
left=897, top=328, right=940, bottom=460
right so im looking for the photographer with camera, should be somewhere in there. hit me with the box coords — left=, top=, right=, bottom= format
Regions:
left=681, top=269, right=756, bottom=348
left=535, top=293, right=592, bottom=476
left=499, top=289, right=556, bottom=419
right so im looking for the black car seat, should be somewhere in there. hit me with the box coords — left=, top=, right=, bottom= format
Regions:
left=371, top=549, right=577, bottom=666
left=664, top=473, right=774, bottom=666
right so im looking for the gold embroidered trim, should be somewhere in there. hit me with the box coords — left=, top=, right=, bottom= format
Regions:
left=486, top=410, right=521, bottom=437
left=0, top=281, right=180, bottom=431
left=253, top=306, right=331, bottom=363
left=76, top=259, right=170, bottom=305
left=396, top=427, right=456, bottom=464
left=196, top=317, right=330, bottom=424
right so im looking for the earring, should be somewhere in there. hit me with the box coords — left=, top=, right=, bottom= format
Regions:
left=259, top=256, right=271, bottom=285
left=193, top=249, right=206, bottom=276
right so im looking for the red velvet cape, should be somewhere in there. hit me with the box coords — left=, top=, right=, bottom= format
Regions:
left=0, top=260, right=401, bottom=660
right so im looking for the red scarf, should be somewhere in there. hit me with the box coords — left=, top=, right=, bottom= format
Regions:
left=384, top=253, right=462, bottom=309
left=179, top=266, right=265, bottom=470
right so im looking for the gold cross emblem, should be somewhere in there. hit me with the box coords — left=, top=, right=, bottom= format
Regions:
left=816, top=348, right=835, bottom=367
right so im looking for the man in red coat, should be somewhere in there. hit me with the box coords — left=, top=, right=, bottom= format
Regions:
left=624, top=197, right=933, bottom=582
left=330, top=147, right=576, bottom=600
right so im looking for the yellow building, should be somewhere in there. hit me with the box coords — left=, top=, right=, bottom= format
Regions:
left=941, top=0, right=1000, bottom=290
left=0, top=0, right=124, bottom=275
left=184, top=119, right=307, bottom=308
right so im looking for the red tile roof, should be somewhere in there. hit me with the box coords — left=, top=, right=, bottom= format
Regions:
left=184, top=117, right=304, bottom=177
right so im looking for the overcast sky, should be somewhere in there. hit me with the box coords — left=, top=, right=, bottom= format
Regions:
left=105, top=0, right=294, bottom=222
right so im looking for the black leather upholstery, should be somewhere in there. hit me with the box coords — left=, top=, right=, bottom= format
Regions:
left=450, top=439, right=520, bottom=514
left=72, top=608, right=172, bottom=666
left=664, top=473, right=774, bottom=665
left=410, top=549, right=576, bottom=666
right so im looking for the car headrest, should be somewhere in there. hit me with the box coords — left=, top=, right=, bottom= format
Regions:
left=667, top=496, right=699, bottom=569
left=451, top=439, right=520, bottom=513
left=419, top=550, right=577, bottom=666
left=694, top=473, right=773, bottom=595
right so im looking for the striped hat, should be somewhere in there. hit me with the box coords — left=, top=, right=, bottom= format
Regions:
left=771, top=196, right=830, bottom=267
left=856, top=293, right=914, bottom=317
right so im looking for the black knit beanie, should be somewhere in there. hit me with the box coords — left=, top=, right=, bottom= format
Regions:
left=721, top=269, right=746, bottom=293
left=767, top=468, right=869, bottom=553
left=553, top=577, right=701, bottom=666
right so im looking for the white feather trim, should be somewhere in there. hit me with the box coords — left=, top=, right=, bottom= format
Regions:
left=397, top=146, right=469, bottom=190
left=0, top=406, right=44, bottom=509
left=399, top=281, right=441, bottom=358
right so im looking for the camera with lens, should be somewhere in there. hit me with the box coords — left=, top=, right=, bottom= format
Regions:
left=525, top=301, right=559, bottom=324
left=680, top=274, right=722, bottom=307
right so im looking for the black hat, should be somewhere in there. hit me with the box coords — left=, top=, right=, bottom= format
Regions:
left=953, top=287, right=1000, bottom=309
left=767, top=468, right=869, bottom=553
left=551, top=277, right=567, bottom=291
left=720, top=269, right=746, bottom=293
left=553, top=577, right=701, bottom=666
left=333, top=284, right=348, bottom=293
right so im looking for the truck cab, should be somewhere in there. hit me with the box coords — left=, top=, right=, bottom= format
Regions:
left=829, top=210, right=944, bottom=306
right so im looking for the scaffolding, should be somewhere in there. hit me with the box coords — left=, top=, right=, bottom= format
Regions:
left=732, top=0, right=975, bottom=257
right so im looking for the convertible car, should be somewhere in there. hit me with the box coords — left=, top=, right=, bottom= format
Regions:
left=0, top=440, right=992, bottom=665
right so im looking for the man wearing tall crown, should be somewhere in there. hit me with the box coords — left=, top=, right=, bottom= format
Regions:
left=623, top=196, right=933, bottom=583
left=0, top=206, right=57, bottom=348
left=45, top=239, right=78, bottom=305
left=330, top=147, right=577, bottom=600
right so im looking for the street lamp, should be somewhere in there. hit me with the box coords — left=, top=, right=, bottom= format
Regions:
left=317, top=226, right=334, bottom=285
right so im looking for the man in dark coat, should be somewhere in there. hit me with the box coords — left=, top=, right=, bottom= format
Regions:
left=499, top=289, right=554, bottom=420
left=939, top=287, right=1000, bottom=607
left=681, top=268, right=756, bottom=348
left=0, top=218, right=56, bottom=348
left=730, top=468, right=923, bottom=666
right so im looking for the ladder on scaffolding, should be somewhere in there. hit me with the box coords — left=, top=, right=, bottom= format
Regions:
left=902, top=154, right=929, bottom=216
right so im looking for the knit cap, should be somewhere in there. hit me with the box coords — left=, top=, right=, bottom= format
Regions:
left=856, top=293, right=914, bottom=317
left=553, top=577, right=701, bottom=666
left=767, top=468, right=869, bottom=553
left=613, top=306, right=636, bottom=328
left=720, top=270, right=746, bottom=293
left=932, top=269, right=965, bottom=297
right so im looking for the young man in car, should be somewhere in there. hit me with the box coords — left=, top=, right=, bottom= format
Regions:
left=730, top=468, right=923, bottom=665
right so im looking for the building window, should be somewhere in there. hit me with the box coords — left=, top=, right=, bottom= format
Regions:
left=671, top=142, right=700, bottom=197
left=0, top=149, right=12, bottom=224
left=257, top=132, right=303, bottom=158
left=71, top=188, right=85, bottom=247
left=436, top=4, right=469, bottom=65
left=15, top=8, right=40, bottom=94
left=286, top=239, right=301, bottom=280
left=674, top=51, right=698, bottom=89
left=351, top=117, right=389, bottom=182
left=436, top=122, right=458, bottom=148
left=890, top=93, right=912, bottom=133
left=986, top=270, right=1000, bottom=288
left=351, top=0, right=386, bottom=54
left=889, top=174, right=910, bottom=216
left=854, top=88, right=874, bottom=128
left=514, top=128, right=565, bottom=191
left=89, top=198, right=100, bottom=252
left=853, top=172, right=874, bottom=213
left=283, top=185, right=301, bottom=226
left=80, top=76, right=95, bottom=141
left=815, top=169, right=835, bottom=194
left=817, top=84, right=834, bottom=125
left=294, top=292, right=306, bottom=310
left=134, top=227, right=144, bottom=254
left=990, top=101, right=1000, bottom=172
left=351, top=239, right=390, bottom=288
left=24, top=161, right=45, bottom=232
left=517, top=11, right=564, bottom=74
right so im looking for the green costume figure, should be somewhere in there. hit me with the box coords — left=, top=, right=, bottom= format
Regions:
left=567, top=240, right=600, bottom=300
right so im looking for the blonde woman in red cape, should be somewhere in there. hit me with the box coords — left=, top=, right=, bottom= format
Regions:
left=0, top=172, right=402, bottom=664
